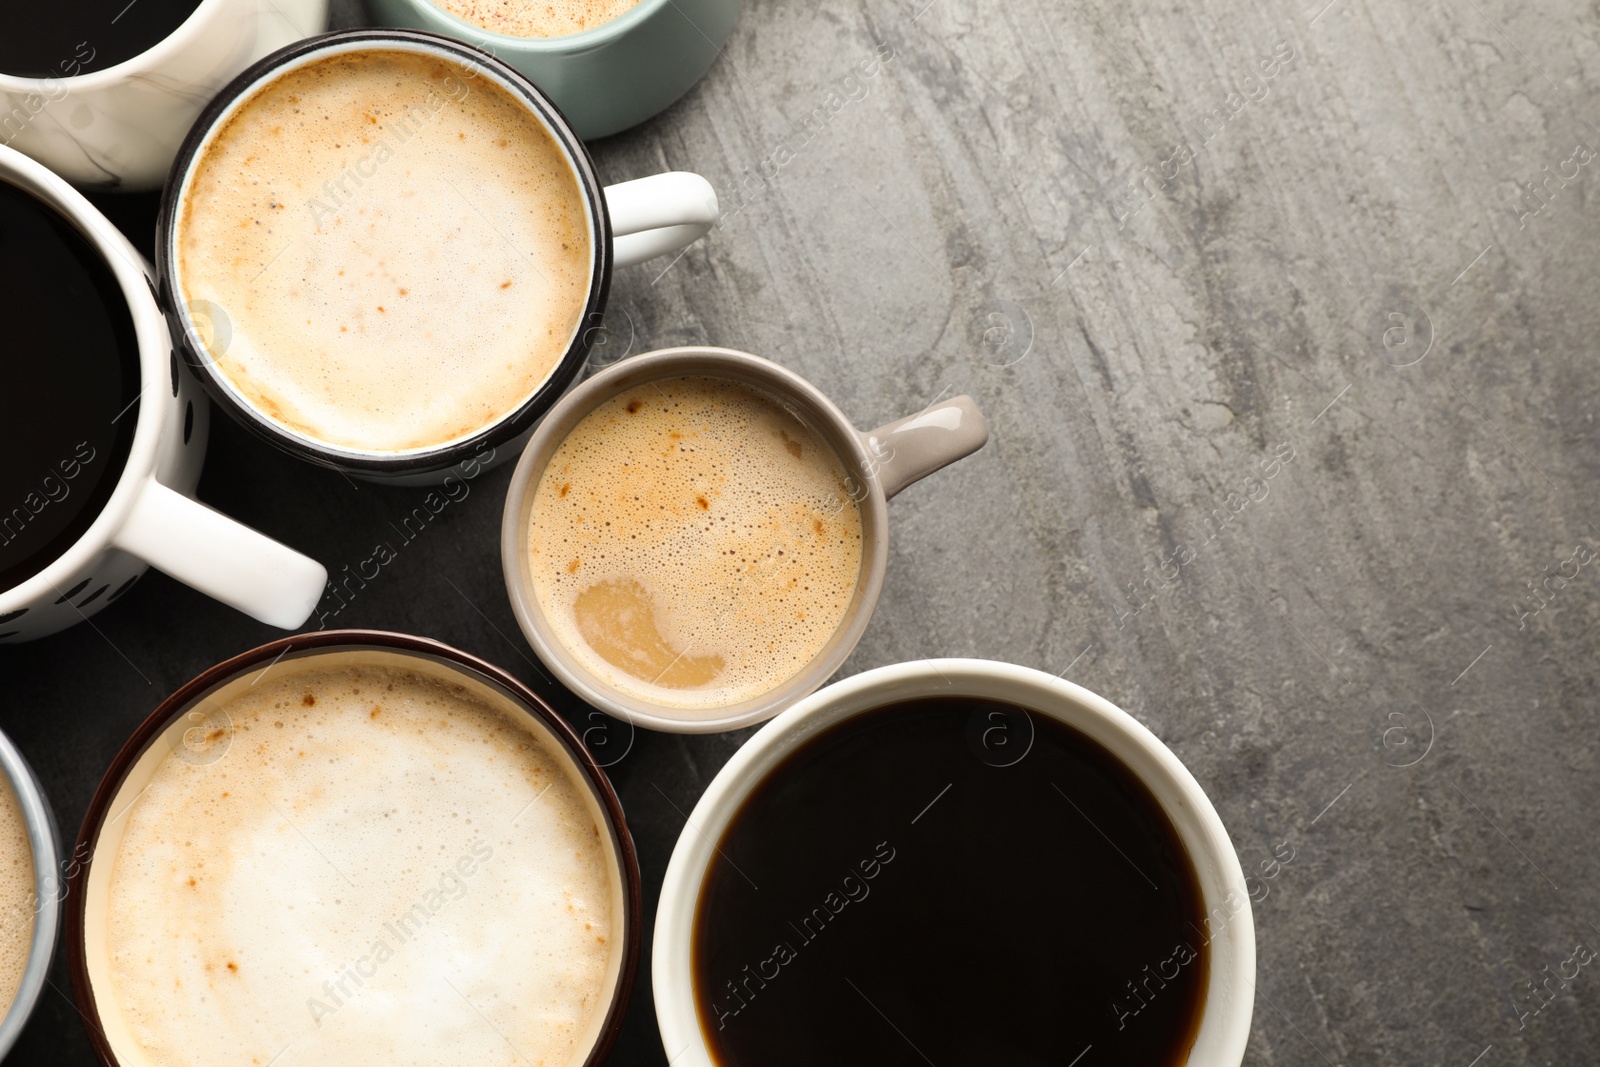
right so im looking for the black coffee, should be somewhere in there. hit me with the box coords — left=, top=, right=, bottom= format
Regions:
left=0, top=0, right=203, bottom=78
left=0, top=181, right=140, bottom=592
left=694, top=698, right=1210, bottom=1066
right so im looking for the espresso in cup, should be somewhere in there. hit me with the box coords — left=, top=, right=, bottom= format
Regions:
left=694, top=697, right=1207, bottom=1064
left=527, top=377, right=864, bottom=709
left=0, top=0, right=201, bottom=76
left=0, top=773, right=34, bottom=1015
left=176, top=47, right=592, bottom=455
left=0, top=180, right=140, bottom=592
left=429, top=0, right=643, bottom=37
left=81, top=645, right=631, bottom=1066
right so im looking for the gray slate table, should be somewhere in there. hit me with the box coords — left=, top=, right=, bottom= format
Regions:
left=3, top=0, right=1598, bottom=1064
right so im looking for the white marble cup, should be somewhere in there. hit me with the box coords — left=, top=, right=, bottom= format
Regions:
left=0, top=145, right=327, bottom=642
left=0, top=0, right=328, bottom=191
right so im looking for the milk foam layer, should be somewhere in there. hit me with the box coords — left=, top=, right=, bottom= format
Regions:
left=528, top=377, right=865, bottom=711
left=104, top=665, right=616, bottom=1067
left=178, top=50, right=592, bottom=453
left=0, top=774, right=34, bottom=1015
left=429, top=0, right=643, bottom=37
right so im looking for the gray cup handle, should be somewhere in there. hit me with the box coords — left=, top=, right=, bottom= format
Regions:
left=859, top=395, right=989, bottom=499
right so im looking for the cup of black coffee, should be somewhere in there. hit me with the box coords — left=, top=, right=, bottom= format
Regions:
left=0, top=145, right=327, bottom=641
left=654, top=659, right=1256, bottom=1066
left=0, top=0, right=328, bottom=189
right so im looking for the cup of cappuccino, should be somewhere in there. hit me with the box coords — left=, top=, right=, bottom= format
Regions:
left=363, top=0, right=741, bottom=140
left=500, top=347, right=991, bottom=733
left=0, top=725, right=62, bottom=1061
left=156, top=29, right=721, bottom=485
left=0, top=0, right=327, bottom=190
left=67, top=630, right=640, bottom=1067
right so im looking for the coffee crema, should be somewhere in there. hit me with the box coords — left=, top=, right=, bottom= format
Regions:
left=528, top=377, right=864, bottom=711
left=0, top=774, right=34, bottom=1015
left=176, top=49, right=592, bottom=453
left=101, top=663, right=617, bottom=1067
left=427, top=0, right=643, bottom=38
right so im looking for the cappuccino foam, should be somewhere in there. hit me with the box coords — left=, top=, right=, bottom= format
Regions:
left=429, top=0, right=643, bottom=37
left=103, top=664, right=617, bottom=1067
left=177, top=50, right=592, bottom=453
left=0, top=774, right=33, bottom=1014
left=528, top=377, right=864, bottom=710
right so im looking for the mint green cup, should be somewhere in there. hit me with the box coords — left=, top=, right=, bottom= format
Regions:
left=363, top=0, right=741, bottom=139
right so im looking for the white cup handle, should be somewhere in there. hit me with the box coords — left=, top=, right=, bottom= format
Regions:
left=604, top=172, right=719, bottom=269
left=111, top=479, right=327, bottom=629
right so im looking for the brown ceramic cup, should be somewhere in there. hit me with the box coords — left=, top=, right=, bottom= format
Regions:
left=65, top=630, right=640, bottom=1067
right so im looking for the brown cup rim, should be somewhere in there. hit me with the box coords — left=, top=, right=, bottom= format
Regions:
left=63, top=628, right=642, bottom=1067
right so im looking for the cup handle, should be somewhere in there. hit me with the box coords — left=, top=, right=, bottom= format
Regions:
left=111, top=479, right=327, bottom=629
left=603, top=172, right=719, bottom=269
left=860, top=395, right=990, bottom=499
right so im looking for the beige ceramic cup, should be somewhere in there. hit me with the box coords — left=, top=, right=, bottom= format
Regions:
left=500, top=347, right=989, bottom=734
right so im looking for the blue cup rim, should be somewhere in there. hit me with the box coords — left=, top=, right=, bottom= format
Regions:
left=387, top=0, right=676, bottom=54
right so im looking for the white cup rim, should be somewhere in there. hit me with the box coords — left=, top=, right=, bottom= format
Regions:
left=0, top=146, right=173, bottom=616
left=390, top=0, right=675, bottom=52
left=651, top=658, right=1257, bottom=1066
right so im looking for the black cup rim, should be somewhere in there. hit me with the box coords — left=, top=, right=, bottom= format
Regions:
left=64, top=629, right=642, bottom=1067
left=153, top=29, right=614, bottom=475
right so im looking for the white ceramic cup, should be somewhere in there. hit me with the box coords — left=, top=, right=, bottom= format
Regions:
left=0, top=145, right=327, bottom=642
left=0, top=726, right=61, bottom=1061
left=0, top=0, right=328, bottom=191
left=653, top=659, right=1257, bottom=1066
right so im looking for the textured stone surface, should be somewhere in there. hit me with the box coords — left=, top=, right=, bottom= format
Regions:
left=3, top=0, right=1598, bottom=1063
